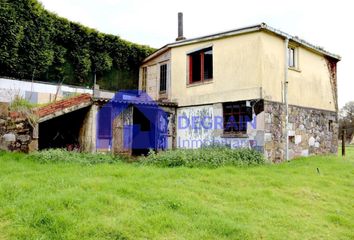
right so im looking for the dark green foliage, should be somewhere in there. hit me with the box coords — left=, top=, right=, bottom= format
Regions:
left=0, top=0, right=155, bottom=90
left=29, top=149, right=126, bottom=165
left=139, top=147, right=266, bottom=168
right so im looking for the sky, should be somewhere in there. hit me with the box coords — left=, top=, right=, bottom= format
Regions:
left=39, top=0, right=353, bottom=108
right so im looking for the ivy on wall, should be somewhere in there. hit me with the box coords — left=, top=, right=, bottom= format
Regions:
left=0, top=0, right=155, bottom=90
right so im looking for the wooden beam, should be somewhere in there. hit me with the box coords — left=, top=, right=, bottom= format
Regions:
left=200, top=52, right=204, bottom=82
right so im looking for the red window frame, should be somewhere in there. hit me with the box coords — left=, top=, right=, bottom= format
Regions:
left=188, top=47, right=212, bottom=84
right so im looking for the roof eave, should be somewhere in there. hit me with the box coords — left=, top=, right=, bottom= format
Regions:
left=261, top=25, right=341, bottom=61
left=142, top=23, right=341, bottom=64
left=142, top=44, right=171, bottom=63
left=142, top=24, right=263, bottom=64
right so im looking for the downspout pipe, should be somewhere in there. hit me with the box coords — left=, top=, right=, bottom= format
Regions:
left=284, top=38, right=289, bottom=161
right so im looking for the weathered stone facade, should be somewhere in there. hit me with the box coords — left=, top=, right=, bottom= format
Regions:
left=264, top=101, right=338, bottom=163
left=0, top=96, right=338, bottom=162
left=175, top=100, right=338, bottom=163
left=0, top=104, right=37, bottom=153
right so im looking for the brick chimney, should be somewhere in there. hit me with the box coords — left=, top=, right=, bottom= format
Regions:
left=176, top=12, right=186, bottom=41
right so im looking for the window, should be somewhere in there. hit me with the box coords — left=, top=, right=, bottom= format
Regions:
left=142, top=67, right=147, bottom=91
left=160, top=64, right=167, bottom=92
left=288, top=47, right=296, bottom=68
left=329, top=120, right=333, bottom=131
left=223, top=102, right=252, bottom=134
left=188, top=47, right=213, bottom=83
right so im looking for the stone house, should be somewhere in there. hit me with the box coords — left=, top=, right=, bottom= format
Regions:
left=0, top=19, right=340, bottom=163
left=138, top=19, right=340, bottom=162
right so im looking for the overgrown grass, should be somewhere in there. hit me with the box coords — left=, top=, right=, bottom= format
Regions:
left=9, top=96, right=36, bottom=112
left=0, top=149, right=353, bottom=239
left=29, top=149, right=126, bottom=165
left=139, top=147, right=265, bottom=168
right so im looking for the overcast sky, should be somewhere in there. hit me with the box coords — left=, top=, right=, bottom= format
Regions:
left=39, top=0, right=353, bottom=108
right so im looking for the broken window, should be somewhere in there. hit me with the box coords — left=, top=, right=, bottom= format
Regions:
left=188, top=47, right=213, bottom=83
left=142, top=67, right=147, bottom=91
left=288, top=47, right=296, bottom=68
left=223, top=101, right=252, bottom=134
left=160, top=64, right=167, bottom=92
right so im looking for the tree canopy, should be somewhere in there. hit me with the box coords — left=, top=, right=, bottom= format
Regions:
left=339, top=101, right=354, bottom=141
left=0, top=0, right=155, bottom=90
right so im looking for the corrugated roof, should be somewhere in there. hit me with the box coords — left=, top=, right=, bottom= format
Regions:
left=95, top=98, right=178, bottom=107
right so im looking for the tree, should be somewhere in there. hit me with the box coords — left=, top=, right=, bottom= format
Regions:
left=0, top=0, right=155, bottom=90
left=0, top=0, right=23, bottom=76
left=339, top=101, right=354, bottom=142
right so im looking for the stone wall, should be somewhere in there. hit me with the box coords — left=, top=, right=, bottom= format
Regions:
left=0, top=104, right=37, bottom=153
left=264, top=101, right=338, bottom=163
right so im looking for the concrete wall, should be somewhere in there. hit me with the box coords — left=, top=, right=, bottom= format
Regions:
left=176, top=102, right=265, bottom=151
left=260, top=32, right=337, bottom=111
left=0, top=78, right=93, bottom=104
left=79, top=105, right=97, bottom=153
left=170, top=32, right=263, bottom=106
left=140, top=51, right=171, bottom=100
left=140, top=31, right=337, bottom=112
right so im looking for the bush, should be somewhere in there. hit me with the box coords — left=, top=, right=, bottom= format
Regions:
left=139, top=147, right=266, bottom=168
left=9, top=95, right=36, bottom=111
left=29, top=149, right=126, bottom=165
left=0, top=0, right=155, bottom=89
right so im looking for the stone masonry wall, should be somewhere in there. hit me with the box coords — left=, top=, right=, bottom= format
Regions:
left=264, top=101, right=338, bottom=163
left=0, top=104, right=37, bottom=153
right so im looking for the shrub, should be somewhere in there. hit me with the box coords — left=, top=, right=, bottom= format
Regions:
left=29, top=149, right=126, bottom=165
left=139, top=147, right=266, bottom=168
left=9, top=95, right=36, bottom=111
left=9, top=95, right=38, bottom=127
left=0, top=0, right=155, bottom=89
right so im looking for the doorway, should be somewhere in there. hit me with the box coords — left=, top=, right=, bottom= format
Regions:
left=131, top=106, right=156, bottom=156
left=38, top=107, right=90, bottom=150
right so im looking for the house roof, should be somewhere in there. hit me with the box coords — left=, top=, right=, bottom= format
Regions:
left=95, top=98, right=178, bottom=107
left=94, top=90, right=178, bottom=107
left=35, top=93, right=92, bottom=122
left=143, top=23, right=341, bottom=63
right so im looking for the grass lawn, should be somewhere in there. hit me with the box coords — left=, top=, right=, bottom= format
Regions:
left=0, top=148, right=353, bottom=240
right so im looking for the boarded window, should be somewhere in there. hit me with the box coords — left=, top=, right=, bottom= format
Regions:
left=160, top=64, right=167, bottom=92
left=188, top=47, right=213, bottom=83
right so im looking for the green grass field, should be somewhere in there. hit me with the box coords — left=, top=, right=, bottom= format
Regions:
left=0, top=148, right=353, bottom=240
